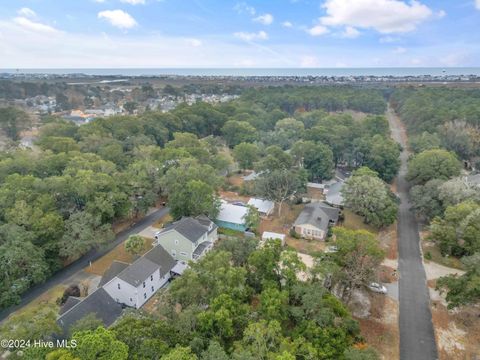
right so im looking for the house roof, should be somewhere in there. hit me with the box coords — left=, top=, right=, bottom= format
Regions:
left=325, top=180, right=345, bottom=206
left=216, top=201, right=248, bottom=225
left=294, top=202, right=340, bottom=232
left=262, top=231, right=286, bottom=241
left=98, top=261, right=129, bottom=287
left=466, top=174, right=480, bottom=186
left=143, top=245, right=176, bottom=277
left=57, top=288, right=123, bottom=335
left=160, top=217, right=210, bottom=243
left=247, top=198, right=275, bottom=214
left=117, top=257, right=159, bottom=287
left=58, top=297, right=81, bottom=316
left=193, top=241, right=212, bottom=258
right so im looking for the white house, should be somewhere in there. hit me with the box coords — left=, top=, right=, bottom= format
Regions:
left=102, top=245, right=176, bottom=309
left=247, top=198, right=275, bottom=216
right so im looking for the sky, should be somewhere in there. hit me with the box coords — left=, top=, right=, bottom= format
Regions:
left=0, top=0, right=479, bottom=68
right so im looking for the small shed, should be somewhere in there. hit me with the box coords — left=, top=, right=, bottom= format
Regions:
left=247, top=198, right=275, bottom=216
left=261, top=231, right=286, bottom=246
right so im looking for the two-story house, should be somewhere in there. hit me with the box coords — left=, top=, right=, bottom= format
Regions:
left=154, top=216, right=218, bottom=263
left=101, top=245, right=176, bottom=309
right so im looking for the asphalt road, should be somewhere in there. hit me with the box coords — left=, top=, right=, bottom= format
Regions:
left=387, top=107, right=438, bottom=360
left=0, top=207, right=169, bottom=322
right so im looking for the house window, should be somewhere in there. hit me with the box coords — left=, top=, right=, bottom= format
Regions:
left=144, top=293, right=147, bottom=299
left=151, top=286, right=154, bottom=292
left=130, top=298, right=133, bottom=302
left=150, top=275, right=153, bottom=281
left=175, top=239, right=179, bottom=245
left=172, top=250, right=176, bottom=257
left=143, top=281, right=146, bottom=288
left=180, top=252, right=187, bottom=256
left=117, top=283, right=121, bottom=290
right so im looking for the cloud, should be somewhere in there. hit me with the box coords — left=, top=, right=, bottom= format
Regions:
left=393, top=46, right=407, bottom=54
left=120, top=0, right=146, bottom=5
left=234, top=30, right=268, bottom=41
left=17, top=8, right=36, bottom=18
left=13, top=17, right=58, bottom=33
left=186, top=38, right=202, bottom=47
left=234, top=2, right=256, bottom=16
left=320, top=0, right=433, bottom=33
left=379, top=36, right=400, bottom=43
left=98, top=10, right=137, bottom=29
left=282, top=21, right=293, bottom=28
left=341, top=26, right=360, bottom=38
left=300, top=55, right=320, bottom=67
left=307, top=25, right=329, bottom=36
left=253, top=13, right=274, bottom=25
left=476, top=0, right=480, bottom=10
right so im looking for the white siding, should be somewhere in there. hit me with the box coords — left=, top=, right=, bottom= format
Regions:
left=134, top=268, right=170, bottom=308
left=103, top=277, right=137, bottom=307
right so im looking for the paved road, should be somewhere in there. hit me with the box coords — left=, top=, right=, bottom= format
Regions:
left=387, top=107, right=438, bottom=360
left=0, top=207, right=169, bottom=322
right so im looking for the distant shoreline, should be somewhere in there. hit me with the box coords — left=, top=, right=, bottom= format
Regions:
left=2, top=67, right=480, bottom=77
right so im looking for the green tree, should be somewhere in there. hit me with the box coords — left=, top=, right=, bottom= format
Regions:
left=0, top=229, right=48, bottom=307
left=243, top=205, right=260, bottom=232
left=406, top=149, right=461, bottom=185
left=123, top=101, right=138, bottom=115
left=233, top=143, right=260, bottom=171
left=255, top=170, right=306, bottom=216
left=291, top=140, right=334, bottom=181
left=239, top=320, right=283, bottom=360
left=124, top=234, right=146, bottom=256
left=342, top=172, right=398, bottom=227
left=436, top=253, right=480, bottom=308
left=0, top=107, right=31, bottom=140
left=408, top=131, right=441, bottom=153
left=70, top=313, right=104, bottom=335
left=201, top=341, right=229, bottom=360
left=168, top=179, right=220, bottom=220
left=429, top=201, right=480, bottom=256
left=161, top=346, right=198, bottom=360
left=71, top=327, right=128, bottom=360
left=410, top=179, right=445, bottom=220
left=332, top=228, right=385, bottom=301
left=58, top=211, right=114, bottom=260
left=221, top=120, right=257, bottom=147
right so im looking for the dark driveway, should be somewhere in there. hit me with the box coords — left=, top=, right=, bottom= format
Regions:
left=388, top=107, right=438, bottom=360
left=0, top=207, right=169, bottom=322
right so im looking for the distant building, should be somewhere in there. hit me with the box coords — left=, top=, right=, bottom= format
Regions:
left=261, top=231, right=286, bottom=246
left=154, top=216, right=218, bottom=263
left=293, top=202, right=340, bottom=241
left=215, top=201, right=248, bottom=231
left=247, top=198, right=275, bottom=216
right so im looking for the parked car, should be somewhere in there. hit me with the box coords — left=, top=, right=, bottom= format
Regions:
left=368, top=282, right=387, bottom=294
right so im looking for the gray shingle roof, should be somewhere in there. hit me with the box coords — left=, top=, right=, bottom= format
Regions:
left=294, top=202, right=340, bottom=232
left=193, top=241, right=212, bottom=258
left=143, top=245, right=176, bottom=277
left=98, top=261, right=129, bottom=287
left=58, top=297, right=81, bottom=316
left=117, top=257, right=159, bottom=287
left=161, top=217, right=210, bottom=242
left=57, top=288, right=123, bottom=336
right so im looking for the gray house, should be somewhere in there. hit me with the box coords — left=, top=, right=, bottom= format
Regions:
left=154, top=216, right=218, bottom=263
left=293, top=202, right=340, bottom=240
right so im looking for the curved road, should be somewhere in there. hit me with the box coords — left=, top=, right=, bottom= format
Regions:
left=0, top=207, right=169, bottom=322
left=387, top=107, right=438, bottom=360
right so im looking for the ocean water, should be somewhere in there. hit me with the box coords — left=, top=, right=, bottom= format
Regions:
left=2, top=68, right=480, bottom=77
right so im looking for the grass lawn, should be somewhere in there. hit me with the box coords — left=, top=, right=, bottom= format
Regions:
left=152, top=213, right=173, bottom=229
left=341, top=209, right=379, bottom=234
left=422, top=240, right=464, bottom=270
left=85, top=237, right=154, bottom=276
